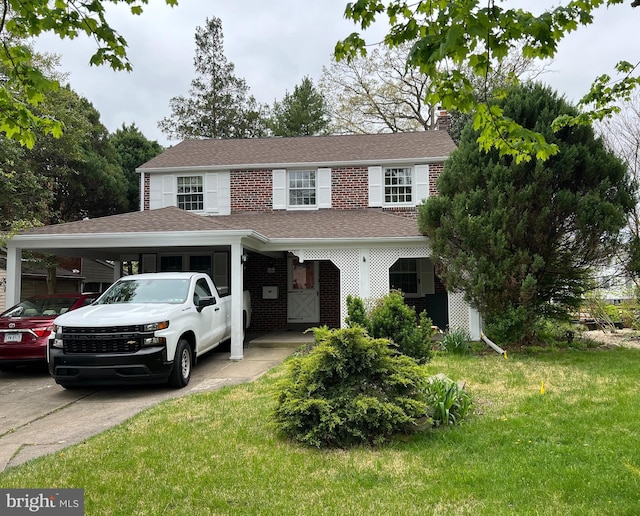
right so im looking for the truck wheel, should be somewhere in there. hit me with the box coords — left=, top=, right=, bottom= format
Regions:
left=169, top=339, right=192, bottom=388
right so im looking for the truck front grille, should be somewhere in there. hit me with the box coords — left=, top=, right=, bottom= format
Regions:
left=61, top=326, right=151, bottom=354
left=64, top=338, right=143, bottom=354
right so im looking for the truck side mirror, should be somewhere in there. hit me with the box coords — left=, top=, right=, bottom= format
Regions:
left=196, top=296, right=216, bottom=313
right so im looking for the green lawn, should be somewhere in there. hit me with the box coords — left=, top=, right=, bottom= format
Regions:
left=2, top=347, right=640, bottom=515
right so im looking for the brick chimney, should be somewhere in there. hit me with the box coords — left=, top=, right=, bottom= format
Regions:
left=436, top=108, right=451, bottom=133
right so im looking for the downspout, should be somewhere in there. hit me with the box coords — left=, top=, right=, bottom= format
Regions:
left=480, top=331, right=507, bottom=358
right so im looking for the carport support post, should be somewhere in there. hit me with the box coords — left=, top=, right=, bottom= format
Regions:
left=5, top=246, right=22, bottom=306
left=230, top=242, right=244, bottom=360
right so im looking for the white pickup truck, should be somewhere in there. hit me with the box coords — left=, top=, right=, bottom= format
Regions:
left=48, top=272, right=251, bottom=389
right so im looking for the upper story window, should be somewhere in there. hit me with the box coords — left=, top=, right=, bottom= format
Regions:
left=384, top=167, right=413, bottom=204
left=368, top=165, right=428, bottom=208
left=177, top=176, right=203, bottom=211
left=289, top=170, right=316, bottom=207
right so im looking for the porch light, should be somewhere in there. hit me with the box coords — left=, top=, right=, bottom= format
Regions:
left=241, top=253, right=249, bottom=263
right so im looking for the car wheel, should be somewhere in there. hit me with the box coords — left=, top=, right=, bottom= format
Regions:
left=168, top=339, right=192, bottom=388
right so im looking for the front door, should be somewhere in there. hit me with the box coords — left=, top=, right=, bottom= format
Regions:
left=287, top=257, right=320, bottom=323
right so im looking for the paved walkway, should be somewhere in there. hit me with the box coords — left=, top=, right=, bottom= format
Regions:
left=0, top=344, right=300, bottom=472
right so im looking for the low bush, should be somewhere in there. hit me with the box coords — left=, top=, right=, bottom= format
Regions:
left=346, top=291, right=435, bottom=364
left=273, top=326, right=432, bottom=448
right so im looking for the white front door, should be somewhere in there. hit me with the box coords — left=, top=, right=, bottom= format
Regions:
left=287, top=257, right=320, bottom=323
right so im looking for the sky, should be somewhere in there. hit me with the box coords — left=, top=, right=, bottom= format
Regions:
left=35, top=0, right=639, bottom=148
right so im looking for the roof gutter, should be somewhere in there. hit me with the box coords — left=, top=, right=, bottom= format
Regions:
left=137, top=156, right=450, bottom=174
left=7, top=230, right=269, bottom=250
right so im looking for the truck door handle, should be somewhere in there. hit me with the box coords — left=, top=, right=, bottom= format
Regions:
left=214, top=307, right=220, bottom=311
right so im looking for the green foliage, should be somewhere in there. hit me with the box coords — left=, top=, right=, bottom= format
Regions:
left=418, top=83, right=635, bottom=343
left=337, top=0, right=636, bottom=162
left=158, top=16, right=268, bottom=140
left=273, top=326, right=431, bottom=448
left=110, top=123, right=163, bottom=211
left=604, top=304, right=622, bottom=323
left=1, top=82, right=130, bottom=228
left=345, top=294, right=369, bottom=329
left=1, top=0, right=177, bottom=147
left=483, top=306, right=531, bottom=346
left=268, top=76, right=329, bottom=136
left=439, top=328, right=471, bottom=355
left=347, top=291, right=434, bottom=364
left=426, top=375, right=472, bottom=427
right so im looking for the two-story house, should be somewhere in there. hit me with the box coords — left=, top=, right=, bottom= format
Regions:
left=5, top=130, right=481, bottom=359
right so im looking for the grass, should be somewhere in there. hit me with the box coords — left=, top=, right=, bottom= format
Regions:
left=2, top=347, right=640, bottom=515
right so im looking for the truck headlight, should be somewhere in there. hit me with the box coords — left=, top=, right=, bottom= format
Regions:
left=143, top=321, right=170, bottom=332
left=52, top=325, right=64, bottom=349
left=143, top=336, right=167, bottom=346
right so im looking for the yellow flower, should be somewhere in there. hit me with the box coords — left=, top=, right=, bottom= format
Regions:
left=540, top=381, right=545, bottom=395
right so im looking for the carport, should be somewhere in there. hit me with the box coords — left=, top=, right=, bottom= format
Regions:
left=4, top=209, right=268, bottom=360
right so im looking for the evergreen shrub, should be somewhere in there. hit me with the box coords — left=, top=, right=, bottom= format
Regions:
left=346, top=291, right=434, bottom=364
left=273, top=326, right=431, bottom=448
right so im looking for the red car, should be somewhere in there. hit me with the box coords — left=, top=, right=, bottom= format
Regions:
left=0, top=293, right=98, bottom=370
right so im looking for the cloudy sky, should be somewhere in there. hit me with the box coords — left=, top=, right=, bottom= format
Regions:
left=35, top=0, right=638, bottom=147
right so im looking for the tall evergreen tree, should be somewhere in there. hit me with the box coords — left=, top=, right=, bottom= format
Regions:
left=110, top=124, right=163, bottom=211
left=268, top=76, right=329, bottom=136
left=158, top=16, right=268, bottom=140
left=418, top=83, right=635, bottom=343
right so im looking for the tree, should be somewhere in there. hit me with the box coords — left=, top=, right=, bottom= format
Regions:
left=418, top=83, right=635, bottom=343
left=0, top=135, right=51, bottom=235
left=320, top=44, right=437, bottom=134
left=597, top=91, right=640, bottom=285
left=337, top=0, right=640, bottom=162
left=24, top=84, right=128, bottom=223
left=110, top=123, right=163, bottom=211
left=322, top=41, right=548, bottom=140
left=268, top=76, right=329, bottom=136
left=0, top=0, right=176, bottom=148
left=158, top=16, right=268, bottom=140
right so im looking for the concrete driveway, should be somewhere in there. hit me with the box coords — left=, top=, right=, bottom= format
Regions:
left=0, top=345, right=296, bottom=472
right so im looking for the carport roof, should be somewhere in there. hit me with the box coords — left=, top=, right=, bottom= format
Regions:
left=20, top=206, right=424, bottom=240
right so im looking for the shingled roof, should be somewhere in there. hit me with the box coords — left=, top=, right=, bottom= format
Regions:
left=139, top=131, right=456, bottom=170
left=23, top=207, right=424, bottom=240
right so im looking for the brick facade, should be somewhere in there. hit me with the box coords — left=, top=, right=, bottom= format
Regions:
left=143, top=173, right=150, bottom=210
left=244, top=252, right=341, bottom=331
left=330, top=166, right=369, bottom=209
left=429, top=163, right=444, bottom=197
left=231, top=169, right=273, bottom=212
left=144, top=164, right=444, bottom=212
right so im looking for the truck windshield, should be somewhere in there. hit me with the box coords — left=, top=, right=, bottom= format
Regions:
left=96, top=279, right=190, bottom=305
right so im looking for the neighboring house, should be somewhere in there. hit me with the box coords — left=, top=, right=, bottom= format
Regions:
left=6, top=129, right=481, bottom=359
left=0, top=253, right=115, bottom=310
left=0, top=252, right=84, bottom=311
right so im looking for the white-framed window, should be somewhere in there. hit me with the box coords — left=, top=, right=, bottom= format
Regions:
left=177, top=176, right=204, bottom=211
left=288, top=170, right=316, bottom=207
left=384, top=167, right=413, bottom=205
